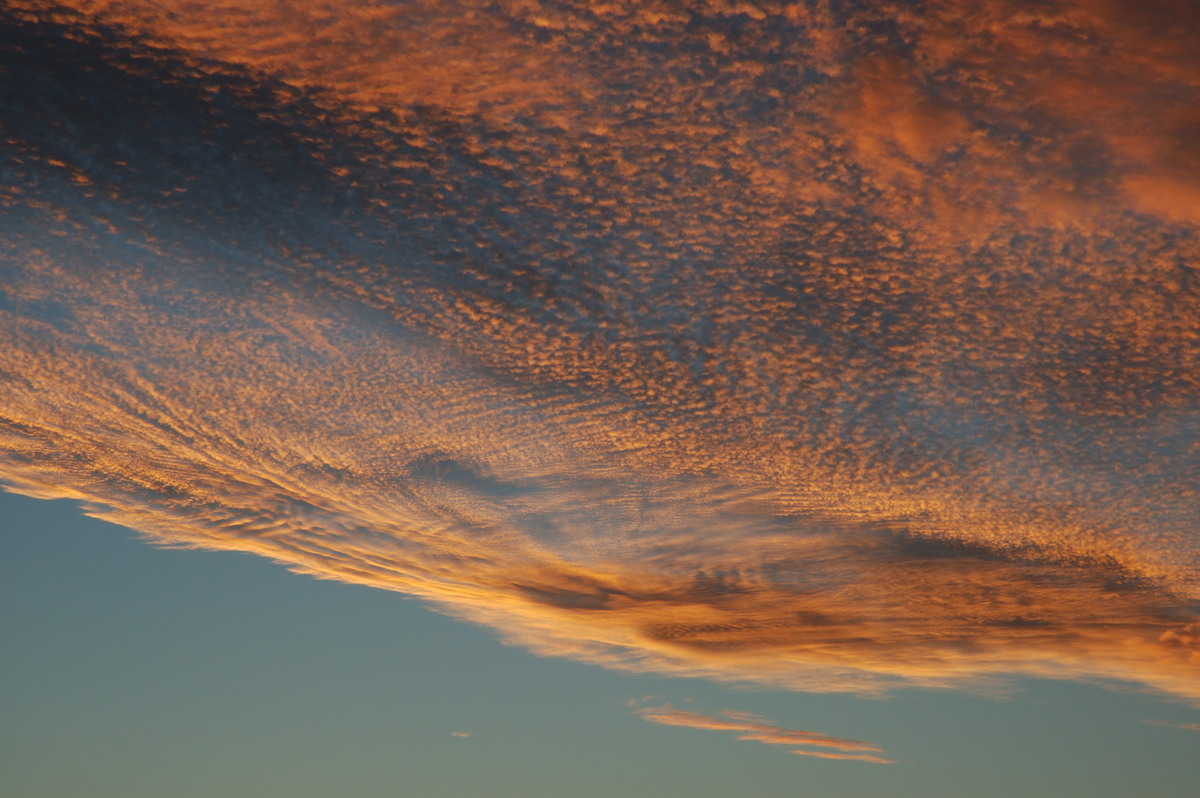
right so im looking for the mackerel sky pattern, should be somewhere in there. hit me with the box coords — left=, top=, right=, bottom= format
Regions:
left=2, top=1, right=1198, bottom=701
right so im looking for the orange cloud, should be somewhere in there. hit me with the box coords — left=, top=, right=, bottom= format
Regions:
left=1141, top=719, right=1199, bottom=732
left=631, top=702, right=891, bottom=763
left=1, top=0, right=1197, bottom=709
left=788, top=749, right=893, bottom=764
left=4, top=0, right=594, bottom=125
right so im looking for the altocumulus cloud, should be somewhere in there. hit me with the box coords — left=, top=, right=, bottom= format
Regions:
left=1, top=1, right=1198, bottom=703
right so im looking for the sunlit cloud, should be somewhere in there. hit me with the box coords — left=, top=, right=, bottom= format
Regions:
left=1141, top=720, right=1200, bottom=733
left=1, top=0, right=1197, bottom=706
left=450, top=731, right=473, bottom=739
left=630, top=702, right=891, bottom=764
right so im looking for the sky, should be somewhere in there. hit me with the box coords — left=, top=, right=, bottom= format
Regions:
left=1, top=1, right=1198, bottom=795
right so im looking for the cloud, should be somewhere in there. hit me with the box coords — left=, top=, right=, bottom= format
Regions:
left=1, top=1, right=1198, bottom=705
left=450, top=731, right=473, bottom=738
left=630, top=702, right=891, bottom=764
left=1141, top=719, right=1200, bottom=733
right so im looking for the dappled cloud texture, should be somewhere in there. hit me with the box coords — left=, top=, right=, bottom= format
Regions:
left=2, top=1, right=1198, bottom=701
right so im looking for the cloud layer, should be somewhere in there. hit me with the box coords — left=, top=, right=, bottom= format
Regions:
left=1, top=1, right=1198, bottom=702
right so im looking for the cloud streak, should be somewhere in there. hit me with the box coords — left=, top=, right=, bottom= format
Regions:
left=631, top=703, right=891, bottom=763
left=1141, top=719, right=1199, bottom=733
left=1, top=1, right=1197, bottom=704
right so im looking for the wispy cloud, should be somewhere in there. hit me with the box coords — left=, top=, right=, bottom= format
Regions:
left=1142, top=719, right=1200, bottom=732
left=1, top=0, right=1197, bottom=705
left=631, top=702, right=891, bottom=764
left=450, top=731, right=473, bottom=739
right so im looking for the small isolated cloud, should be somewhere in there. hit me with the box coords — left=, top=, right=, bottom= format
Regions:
left=630, top=701, right=891, bottom=764
left=1142, top=719, right=1200, bottom=732
left=450, top=731, right=472, bottom=738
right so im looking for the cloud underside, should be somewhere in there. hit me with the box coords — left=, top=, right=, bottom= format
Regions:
left=1, top=1, right=1198, bottom=702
